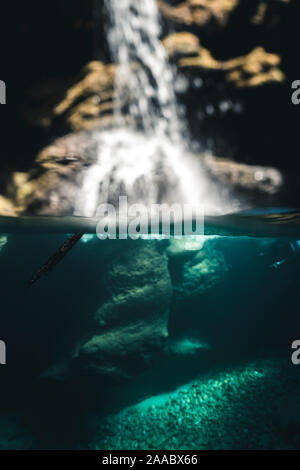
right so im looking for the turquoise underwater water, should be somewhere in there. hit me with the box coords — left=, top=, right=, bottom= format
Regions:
left=0, top=214, right=300, bottom=450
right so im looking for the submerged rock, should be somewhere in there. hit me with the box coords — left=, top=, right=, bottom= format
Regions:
left=43, top=241, right=172, bottom=382
left=0, top=416, right=36, bottom=450
left=169, top=239, right=228, bottom=300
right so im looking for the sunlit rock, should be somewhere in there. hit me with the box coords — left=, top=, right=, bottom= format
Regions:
left=178, top=43, right=285, bottom=88
left=163, top=32, right=201, bottom=57
left=223, top=47, right=285, bottom=88
left=202, top=154, right=283, bottom=195
left=170, top=239, right=228, bottom=300
left=4, top=148, right=284, bottom=216
left=0, top=195, right=19, bottom=217
left=7, top=132, right=98, bottom=215
left=24, top=61, right=116, bottom=133
left=158, top=0, right=239, bottom=30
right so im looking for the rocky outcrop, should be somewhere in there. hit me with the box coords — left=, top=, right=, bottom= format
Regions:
left=164, top=33, right=284, bottom=87
left=4, top=132, right=98, bottom=215
left=159, top=0, right=290, bottom=31
left=221, top=47, right=284, bottom=88
left=42, top=242, right=172, bottom=383
left=0, top=195, right=19, bottom=217
left=168, top=239, right=228, bottom=300
left=2, top=145, right=283, bottom=216
left=2, top=152, right=283, bottom=217
left=250, top=1, right=291, bottom=26
left=52, top=62, right=116, bottom=132
left=24, top=62, right=116, bottom=134
left=22, top=22, right=285, bottom=138
left=202, top=154, right=283, bottom=194
left=0, top=0, right=294, bottom=215
left=158, top=0, right=239, bottom=30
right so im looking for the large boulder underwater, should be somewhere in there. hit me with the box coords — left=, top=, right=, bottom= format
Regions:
left=0, top=232, right=299, bottom=448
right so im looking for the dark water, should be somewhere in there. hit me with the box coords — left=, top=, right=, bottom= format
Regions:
left=0, top=211, right=300, bottom=449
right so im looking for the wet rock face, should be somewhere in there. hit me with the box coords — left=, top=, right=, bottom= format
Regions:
left=0, top=0, right=297, bottom=214
left=24, top=62, right=116, bottom=134
left=7, top=148, right=283, bottom=217
left=158, top=0, right=296, bottom=197
left=202, top=154, right=283, bottom=200
left=22, top=33, right=285, bottom=138
left=0, top=196, right=18, bottom=217
left=164, top=33, right=284, bottom=88
left=159, top=0, right=291, bottom=33
left=158, top=0, right=239, bottom=30
left=43, top=241, right=172, bottom=383
left=5, top=132, right=99, bottom=216
left=4, top=143, right=283, bottom=217
left=4, top=46, right=285, bottom=217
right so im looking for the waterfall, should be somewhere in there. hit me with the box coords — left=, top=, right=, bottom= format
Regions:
left=105, top=0, right=184, bottom=143
left=75, top=0, right=224, bottom=218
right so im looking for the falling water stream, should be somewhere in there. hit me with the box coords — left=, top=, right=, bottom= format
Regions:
left=75, top=0, right=227, bottom=217
left=106, top=0, right=184, bottom=141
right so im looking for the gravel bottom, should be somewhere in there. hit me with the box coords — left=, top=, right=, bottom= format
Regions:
left=90, top=358, right=300, bottom=450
